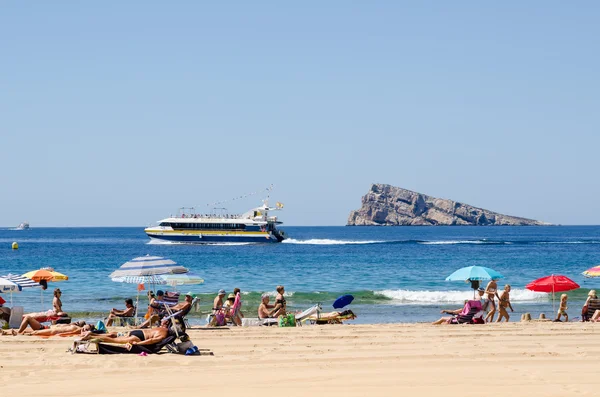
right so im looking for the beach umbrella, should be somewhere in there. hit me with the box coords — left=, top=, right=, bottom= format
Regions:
left=445, top=266, right=504, bottom=297
left=0, top=278, right=21, bottom=306
left=0, top=278, right=21, bottom=293
left=23, top=267, right=69, bottom=281
left=1, top=274, right=42, bottom=289
left=22, top=268, right=69, bottom=309
left=158, top=273, right=204, bottom=291
left=333, top=294, right=354, bottom=309
left=526, top=274, right=580, bottom=312
left=110, top=255, right=188, bottom=278
left=582, top=265, right=600, bottom=278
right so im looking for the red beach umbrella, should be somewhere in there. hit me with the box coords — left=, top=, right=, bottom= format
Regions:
left=526, top=274, right=580, bottom=312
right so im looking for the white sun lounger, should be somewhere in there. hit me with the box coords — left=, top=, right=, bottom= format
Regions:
left=242, top=304, right=322, bottom=327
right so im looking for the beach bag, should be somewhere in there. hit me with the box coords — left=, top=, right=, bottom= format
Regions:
left=95, top=320, right=107, bottom=333
left=278, top=313, right=296, bottom=327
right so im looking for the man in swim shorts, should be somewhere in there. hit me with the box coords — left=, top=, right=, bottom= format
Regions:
left=79, top=324, right=170, bottom=349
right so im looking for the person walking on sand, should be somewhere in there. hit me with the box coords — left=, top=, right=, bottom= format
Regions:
left=496, top=284, right=514, bottom=322
left=556, top=294, right=569, bottom=322
left=484, top=279, right=498, bottom=322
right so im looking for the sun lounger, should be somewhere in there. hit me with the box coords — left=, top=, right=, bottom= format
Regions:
left=307, top=309, right=356, bottom=325
left=449, top=300, right=483, bottom=324
left=242, top=304, right=322, bottom=327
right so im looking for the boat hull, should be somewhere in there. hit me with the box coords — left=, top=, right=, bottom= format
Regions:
left=146, top=231, right=281, bottom=244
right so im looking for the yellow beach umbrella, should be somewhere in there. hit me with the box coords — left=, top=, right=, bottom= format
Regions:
left=582, top=265, right=600, bottom=278
left=22, top=268, right=69, bottom=282
left=22, top=268, right=69, bottom=310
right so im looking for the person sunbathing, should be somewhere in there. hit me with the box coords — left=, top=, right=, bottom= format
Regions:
left=79, top=324, right=170, bottom=350
left=106, top=298, right=136, bottom=326
left=1, top=320, right=90, bottom=336
left=431, top=301, right=483, bottom=325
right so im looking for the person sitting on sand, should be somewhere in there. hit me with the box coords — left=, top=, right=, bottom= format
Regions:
left=484, top=279, right=498, bottom=322
left=269, top=285, right=287, bottom=318
left=258, top=294, right=274, bottom=319
left=79, top=324, right=170, bottom=350
left=106, top=298, right=136, bottom=326
left=496, top=284, right=514, bottom=322
left=556, top=294, right=569, bottom=322
left=582, top=290, right=598, bottom=321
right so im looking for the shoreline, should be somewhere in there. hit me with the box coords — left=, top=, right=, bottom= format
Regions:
left=1, top=322, right=599, bottom=396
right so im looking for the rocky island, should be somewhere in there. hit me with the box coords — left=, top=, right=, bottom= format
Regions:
left=347, top=184, right=548, bottom=226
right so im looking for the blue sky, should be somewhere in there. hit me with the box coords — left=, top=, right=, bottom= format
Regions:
left=1, top=2, right=599, bottom=226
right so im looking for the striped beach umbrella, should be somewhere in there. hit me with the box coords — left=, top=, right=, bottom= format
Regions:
left=111, top=275, right=168, bottom=285
left=1, top=274, right=41, bottom=289
left=109, top=255, right=188, bottom=278
left=582, top=265, right=600, bottom=278
left=0, top=278, right=21, bottom=293
left=1, top=274, right=40, bottom=306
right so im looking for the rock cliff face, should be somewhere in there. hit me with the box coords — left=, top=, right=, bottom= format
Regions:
left=347, top=184, right=548, bottom=226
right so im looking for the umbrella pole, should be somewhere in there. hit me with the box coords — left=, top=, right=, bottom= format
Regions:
left=552, top=285, right=555, bottom=315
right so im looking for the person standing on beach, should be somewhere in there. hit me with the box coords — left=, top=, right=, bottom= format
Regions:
left=496, top=284, right=513, bottom=322
left=213, top=289, right=226, bottom=313
left=484, top=279, right=498, bottom=322
left=53, top=288, right=63, bottom=313
left=556, top=294, right=569, bottom=322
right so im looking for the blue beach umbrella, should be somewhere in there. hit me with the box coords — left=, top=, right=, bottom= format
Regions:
left=446, top=266, right=504, bottom=298
left=445, top=266, right=504, bottom=282
left=333, top=294, right=354, bottom=309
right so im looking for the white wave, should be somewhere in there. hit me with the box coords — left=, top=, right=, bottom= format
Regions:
left=282, top=238, right=384, bottom=245
left=420, top=240, right=487, bottom=245
left=375, top=289, right=548, bottom=305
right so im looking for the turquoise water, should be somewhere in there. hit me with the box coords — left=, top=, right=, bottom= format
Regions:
left=1, top=226, right=599, bottom=324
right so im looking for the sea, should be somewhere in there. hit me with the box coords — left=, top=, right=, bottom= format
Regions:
left=1, top=226, right=599, bottom=325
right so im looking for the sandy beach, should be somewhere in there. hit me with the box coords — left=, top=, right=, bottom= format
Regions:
left=2, top=322, right=599, bottom=397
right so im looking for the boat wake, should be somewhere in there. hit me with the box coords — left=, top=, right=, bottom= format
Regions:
left=282, top=238, right=385, bottom=245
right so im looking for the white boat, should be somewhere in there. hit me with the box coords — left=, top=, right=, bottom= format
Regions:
left=144, top=201, right=287, bottom=244
left=16, top=222, right=30, bottom=230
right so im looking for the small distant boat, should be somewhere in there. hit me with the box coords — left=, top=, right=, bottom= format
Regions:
left=16, top=222, right=30, bottom=230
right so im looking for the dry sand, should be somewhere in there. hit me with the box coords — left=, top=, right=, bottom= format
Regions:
left=1, top=322, right=600, bottom=397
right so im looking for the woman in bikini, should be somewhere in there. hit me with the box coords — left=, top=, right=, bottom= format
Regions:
left=53, top=288, right=63, bottom=313
left=270, top=285, right=287, bottom=318
left=496, top=284, right=514, bottom=322
left=484, top=279, right=498, bottom=322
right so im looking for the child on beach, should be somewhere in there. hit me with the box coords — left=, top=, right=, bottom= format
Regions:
left=496, top=284, right=513, bottom=322
left=556, top=294, right=568, bottom=322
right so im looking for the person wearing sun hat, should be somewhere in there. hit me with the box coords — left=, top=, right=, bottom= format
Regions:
left=213, top=289, right=226, bottom=314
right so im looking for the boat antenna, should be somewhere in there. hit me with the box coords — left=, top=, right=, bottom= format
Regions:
left=200, top=184, right=275, bottom=208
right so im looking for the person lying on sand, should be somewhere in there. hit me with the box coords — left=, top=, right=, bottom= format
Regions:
left=79, top=324, right=170, bottom=350
left=1, top=320, right=91, bottom=336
